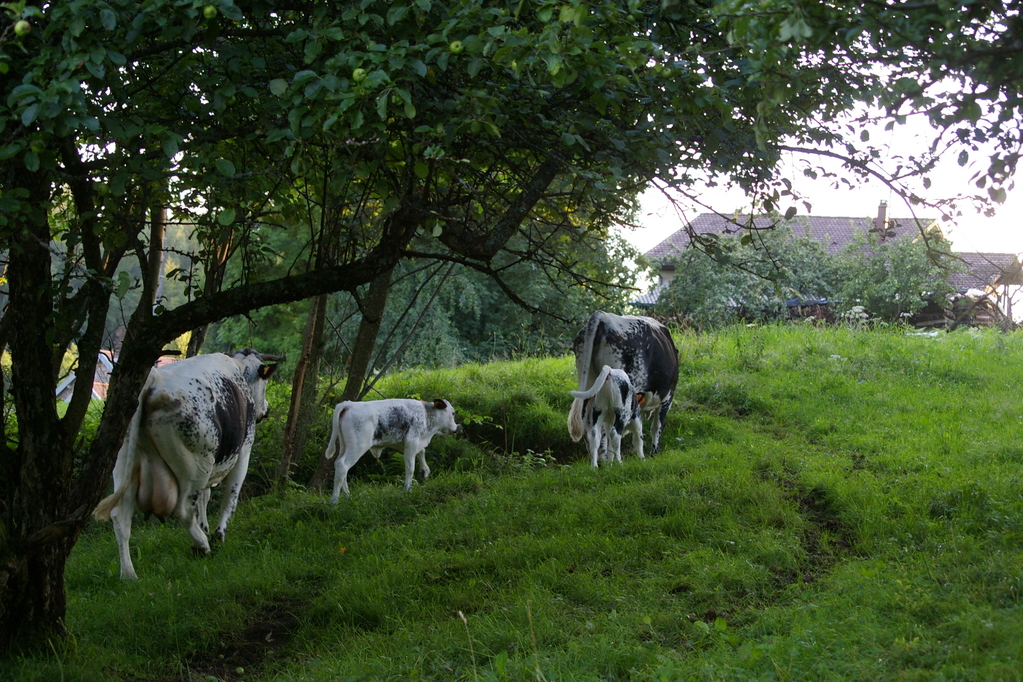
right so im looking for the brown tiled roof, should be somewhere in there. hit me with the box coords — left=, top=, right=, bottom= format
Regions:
left=645, top=212, right=938, bottom=261
left=639, top=212, right=1023, bottom=303
left=951, top=252, right=1023, bottom=292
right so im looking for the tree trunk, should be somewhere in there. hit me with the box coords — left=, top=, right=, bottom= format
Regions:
left=0, top=171, right=76, bottom=649
left=186, top=232, right=233, bottom=357
left=277, top=294, right=329, bottom=483
left=308, top=267, right=394, bottom=490
left=148, top=204, right=166, bottom=311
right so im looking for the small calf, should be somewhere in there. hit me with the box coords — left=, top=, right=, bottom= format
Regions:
left=325, top=398, right=458, bottom=502
left=569, top=364, right=644, bottom=468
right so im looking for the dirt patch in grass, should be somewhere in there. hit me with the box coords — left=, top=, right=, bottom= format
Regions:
left=792, top=483, right=856, bottom=581
left=758, top=466, right=857, bottom=583
left=181, top=599, right=303, bottom=681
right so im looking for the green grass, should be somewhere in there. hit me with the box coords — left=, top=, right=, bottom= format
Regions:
left=8, top=324, right=1023, bottom=680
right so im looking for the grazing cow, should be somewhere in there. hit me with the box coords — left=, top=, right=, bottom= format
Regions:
left=569, top=364, right=644, bottom=468
left=93, top=349, right=281, bottom=580
left=568, top=310, right=679, bottom=453
left=325, top=398, right=458, bottom=502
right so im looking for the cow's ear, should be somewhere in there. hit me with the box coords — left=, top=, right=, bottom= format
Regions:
left=432, top=399, right=448, bottom=410
left=258, top=364, right=278, bottom=380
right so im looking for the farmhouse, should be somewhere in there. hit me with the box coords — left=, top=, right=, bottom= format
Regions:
left=56, top=351, right=179, bottom=402
left=635, top=202, right=1023, bottom=326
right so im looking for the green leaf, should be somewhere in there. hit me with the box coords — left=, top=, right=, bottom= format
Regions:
left=218, top=207, right=237, bottom=225
left=0, top=143, right=22, bottom=160
left=115, top=271, right=131, bottom=299
left=216, top=158, right=236, bottom=177
left=20, top=103, right=39, bottom=126
left=24, top=151, right=39, bottom=172
left=415, top=162, right=429, bottom=179
left=162, top=136, right=179, bottom=158
left=100, top=9, right=117, bottom=30
left=269, top=79, right=289, bottom=96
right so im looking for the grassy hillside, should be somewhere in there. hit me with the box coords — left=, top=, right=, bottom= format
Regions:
left=8, top=325, right=1023, bottom=680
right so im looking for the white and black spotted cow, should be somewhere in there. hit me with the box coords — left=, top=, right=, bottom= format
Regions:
left=569, top=364, right=644, bottom=468
left=325, top=398, right=458, bottom=502
left=93, top=349, right=281, bottom=580
left=568, top=310, right=679, bottom=453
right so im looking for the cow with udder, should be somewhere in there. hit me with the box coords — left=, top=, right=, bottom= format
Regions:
left=325, top=398, right=458, bottom=502
left=569, top=364, right=644, bottom=468
left=568, top=310, right=679, bottom=453
left=93, top=349, right=281, bottom=580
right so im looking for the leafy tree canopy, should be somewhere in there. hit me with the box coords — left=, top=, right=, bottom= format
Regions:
left=652, top=226, right=841, bottom=328
left=702, top=0, right=1023, bottom=219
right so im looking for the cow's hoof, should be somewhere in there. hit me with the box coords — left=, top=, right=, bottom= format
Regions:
left=191, top=546, right=211, bottom=558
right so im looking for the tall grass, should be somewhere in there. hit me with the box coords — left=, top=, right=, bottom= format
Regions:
left=7, top=324, right=1023, bottom=680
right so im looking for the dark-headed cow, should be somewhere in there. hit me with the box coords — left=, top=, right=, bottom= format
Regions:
left=568, top=310, right=679, bottom=453
left=325, top=398, right=458, bottom=502
left=569, top=364, right=644, bottom=468
left=93, top=349, right=281, bottom=580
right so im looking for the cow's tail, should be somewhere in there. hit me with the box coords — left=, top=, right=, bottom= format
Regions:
left=568, top=365, right=614, bottom=442
left=569, top=313, right=604, bottom=443
left=573, top=312, right=603, bottom=393
left=569, top=364, right=613, bottom=401
left=324, top=402, right=352, bottom=460
left=94, top=370, right=158, bottom=522
left=568, top=398, right=585, bottom=442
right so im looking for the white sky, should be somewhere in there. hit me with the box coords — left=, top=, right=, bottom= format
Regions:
left=622, top=123, right=1023, bottom=258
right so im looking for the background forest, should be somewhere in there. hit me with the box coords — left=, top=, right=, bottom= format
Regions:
left=103, top=220, right=643, bottom=379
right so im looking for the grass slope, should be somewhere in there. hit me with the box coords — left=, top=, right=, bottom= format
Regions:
left=7, top=325, right=1023, bottom=681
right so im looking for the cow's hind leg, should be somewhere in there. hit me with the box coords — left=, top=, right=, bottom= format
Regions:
left=196, top=487, right=211, bottom=537
left=331, top=445, right=366, bottom=503
left=182, top=490, right=213, bottom=556
left=652, top=395, right=673, bottom=453
left=630, top=420, right=645, bottom=460
left=588, top=425, right=602, bottom=468
left=111, top=481, right=140, bottom=581
left=608, top=428, right=624, bottom=464
left=212, top=451, right=253, bottom=542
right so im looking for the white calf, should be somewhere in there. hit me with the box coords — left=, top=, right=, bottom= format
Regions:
left=569, top=364, right=644, bottom=468
left=325, top=398, right=458, bottom=501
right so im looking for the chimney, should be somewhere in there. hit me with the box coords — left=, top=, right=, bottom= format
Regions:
left=874, top=200, right=888, bottom=239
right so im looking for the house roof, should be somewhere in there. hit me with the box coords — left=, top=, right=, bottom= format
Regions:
left=951, top=252, right=1023, bottom=293
left=633, top=284, right=666, bottom=307
left=635, top=207, right=1023, bottom=306
left=645, top=210, right=938, bottom=262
